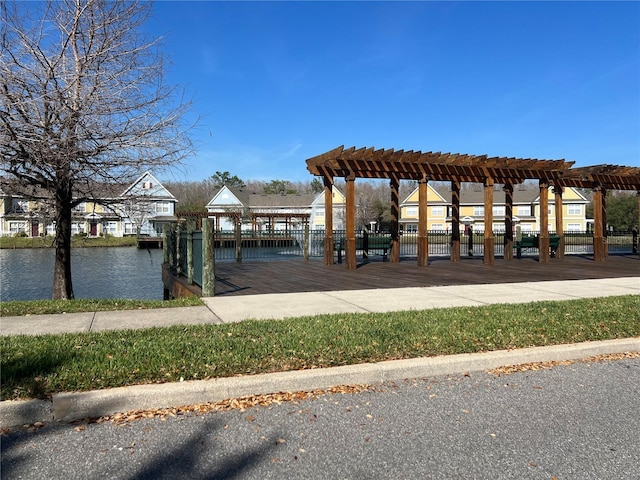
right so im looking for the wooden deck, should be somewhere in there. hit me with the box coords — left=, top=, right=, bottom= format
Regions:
left=211, top=254, right=640, bottom=297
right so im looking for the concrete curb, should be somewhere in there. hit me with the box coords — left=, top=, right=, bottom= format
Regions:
left=2, top=337, right=638, bottom=429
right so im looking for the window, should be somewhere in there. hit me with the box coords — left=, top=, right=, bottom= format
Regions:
left=474, top=206, right=484, bottom=216
left=406, top=206, right=418, bottom=217
left=520, top=224, right=533, bottom=232
left=492, top=206, right=505, bottom=216
left=142, top=181, right=154, bottom=189
left=567, top=204, right=582, bottom=215
left=103, top=222, right=118, bottom=235
left=493, top=223, right=505, bottom=232
left=431, top=206, right=444, bottom=216
left=71, top=223, right=85, bottom=235
left=431, top=223, right=444, bottom=230
left=73, top=202, right=86, bottom=213
left=9, top=221, right=26, bottom=234
left=124, top=223, right=136, bottom=235
left=315, top=208, right=325, bottom=217
left=405, top=224, right=418, bottom=233
left=11, top=199, right=29, bottom=213
left=517, top=206, right=531, bottom=216
left=567, top=223, right=582, bottom=232
left=155, top=202, right=171, bottom=214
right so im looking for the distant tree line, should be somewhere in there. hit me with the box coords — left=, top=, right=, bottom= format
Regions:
left=584, top=190, right=638, bottom=232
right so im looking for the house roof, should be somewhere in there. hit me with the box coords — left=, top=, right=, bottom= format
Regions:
left=434, top=184, right=541, bottom=205
left=401, top=184, right=587, bottom=205
left=248, top=193, right=317, bottom=208
left=121, top=171, right=176, bottom=200
left=208, top=186, right=319, bottom=209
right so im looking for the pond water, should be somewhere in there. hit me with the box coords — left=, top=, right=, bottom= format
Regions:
left=0, top=247, right=164, bottom=301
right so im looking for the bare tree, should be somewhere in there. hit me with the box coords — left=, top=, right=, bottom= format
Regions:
left=1, top=0, right=194, bottom=299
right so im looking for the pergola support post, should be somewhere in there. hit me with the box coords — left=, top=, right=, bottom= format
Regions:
left=592, top=185, right=607, bottom=262
left=637, top=191, right=640, bottom=257
left=450, top=180, right=461, bottom=262
left=503, top=183, right=514, bottom=261
left=483, top=178, right=495, bottom=265
left=538, top=180, right=550, bottom=263
left=345, top=173, right=357, bottom=269
left=322, top=175, right=334, bottom=265
left=417, top=176, right=429, bottom=267
left=553, top=185, right=565, bottom=259
left=389, top=175, right=401, bottom=263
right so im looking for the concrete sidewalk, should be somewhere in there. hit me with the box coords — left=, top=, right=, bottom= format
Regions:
left=1, top=277, right=639, bottom=428
left=2, top=277, right=639, bottom=336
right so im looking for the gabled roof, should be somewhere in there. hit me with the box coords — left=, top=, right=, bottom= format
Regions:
left=121, top=171, right=176, bottom=200
left=249, top=193, right=317, bottom=208
left=311, top=186, right=345, bottom=206
left=206, top=185, right=249, bottom=207
left=432, top=185, right=540, bottom=205
left=207, top=187, right=325, bottom=210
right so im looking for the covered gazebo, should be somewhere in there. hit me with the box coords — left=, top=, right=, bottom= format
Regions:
left=306, top=145, right=640, bottom=268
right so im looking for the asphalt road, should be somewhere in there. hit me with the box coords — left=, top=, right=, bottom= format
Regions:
left=2, top=357, right=639, bottom=480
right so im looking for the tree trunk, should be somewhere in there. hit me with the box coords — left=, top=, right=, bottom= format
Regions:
left=52, top=186, right=75, bottom=300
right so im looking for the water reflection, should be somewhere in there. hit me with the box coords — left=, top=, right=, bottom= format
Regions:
left=0, top=247, right=164, bottom=301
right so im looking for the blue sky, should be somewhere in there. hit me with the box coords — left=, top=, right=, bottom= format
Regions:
left=147, top=1, right=640, bottom=183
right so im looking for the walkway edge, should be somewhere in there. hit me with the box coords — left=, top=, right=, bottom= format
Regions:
left=2, top=338, right=638, bottom=429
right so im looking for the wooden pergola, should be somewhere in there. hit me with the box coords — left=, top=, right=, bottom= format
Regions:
left=557, top=165, right=640, bottom=261
left=306, top=145, right=640, bottom=268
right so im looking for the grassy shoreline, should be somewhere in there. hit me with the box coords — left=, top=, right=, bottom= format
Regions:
left=1, top=295, right=638, bottom=401
left=1, top=297, right=203, bottom=317
left=0, top=235, right=138, bottom=249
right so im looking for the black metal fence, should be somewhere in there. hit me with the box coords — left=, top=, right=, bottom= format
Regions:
left=173, top=229, right=638, bottom=287
left=187, top=229, right=637, bottom=262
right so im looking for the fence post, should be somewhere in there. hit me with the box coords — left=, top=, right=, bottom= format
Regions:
left=175, top=222, right=182, bottom=275
left=186, top=221, right=194, bottom=285
left=162, top=224, right=170, bottom=265
left=202, top=218, right=215, bottom=296
left=304, top=222, right=310, bottom=260
left=235, top=218, right=242, bottom=262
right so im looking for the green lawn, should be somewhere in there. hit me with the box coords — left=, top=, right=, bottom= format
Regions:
left=1, top=295, right=638, bottom=401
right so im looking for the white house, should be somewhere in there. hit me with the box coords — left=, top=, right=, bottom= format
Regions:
left=206, top=186, right=345, bottom=231
left=118, top=171, right=178, bottom=237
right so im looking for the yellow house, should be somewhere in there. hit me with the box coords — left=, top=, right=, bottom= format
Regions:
left=400, top=183, right=588, bottom=233
left=399, top=183, right=451, bottom=232
left=0, top=191, right=42, bottom=236
left=533, top=186, right=588, bottom=232
left=57, top=201, right=122, bottom=237
left=310, top=186, right=346, bottom=230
